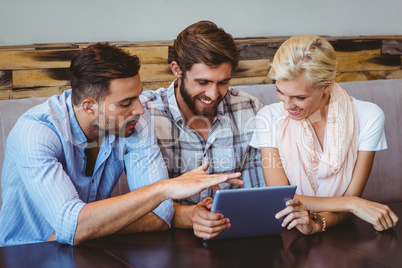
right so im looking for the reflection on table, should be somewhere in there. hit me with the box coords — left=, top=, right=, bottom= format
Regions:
left=1, top=202, right=401, bottom=268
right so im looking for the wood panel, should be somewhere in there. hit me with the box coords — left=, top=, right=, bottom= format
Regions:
left=13, top=64, right=176, bottom=88
left=0, top=71, right=12, bottom=90
left=0, top=46, right=168, bottom=70
left=330, top=39, right=382, bottom=56
left=335, top=69, right=402, bottom=82
left=1, top=36, right=402, bottom=99
left=336, top=55, right=401, bottom=72
left=10, top=87, right=68, bottom=99
left=234, top=59, right=270, bottom=78
left=139, top=64, right=175, bottom=82
left=142, top=81, right=173, bottom=91
left=122, top=46, right=169, bottom=64
left=231, top=76, right=272, bottom=86
left=13, top=69, right=70, bottom=88
left=0, top=90, right=11, bottom=100
left=382, top=40, right=402, bottom=55
left=0, top=50, right=79, bottom=70
left=237, top=42, right=281, bottom=60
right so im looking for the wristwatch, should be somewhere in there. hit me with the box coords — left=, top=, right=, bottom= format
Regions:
left=309, top=211, right=327, bottom=232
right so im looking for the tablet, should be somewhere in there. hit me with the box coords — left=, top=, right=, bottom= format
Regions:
left=207, top=185, right=297, bottom=240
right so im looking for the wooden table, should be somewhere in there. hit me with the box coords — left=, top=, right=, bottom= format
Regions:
left=1, top=202, right=401, bottom=268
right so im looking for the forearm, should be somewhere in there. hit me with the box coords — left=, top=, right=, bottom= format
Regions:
left=295, top=194, right=357, bottom=213
left=296, top=195, right=356, bottom=229
left=74, top=181, right=167, bottom=245
left=116, top=212, right=169, bottom=233
left=172, top=202, right=195, bottom=229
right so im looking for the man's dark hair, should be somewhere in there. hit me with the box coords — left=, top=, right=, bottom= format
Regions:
left=70, top=42, right=141, bottom=106
left=173, top=20, right=239, bottom=74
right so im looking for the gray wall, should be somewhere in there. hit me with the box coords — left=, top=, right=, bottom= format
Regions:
left=1, top=0, right=401, bottom=46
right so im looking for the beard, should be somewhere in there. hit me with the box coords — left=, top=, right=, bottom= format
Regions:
left=92, top=108, right=140, bottom=138
left=179, top=78, right=224, bottom=118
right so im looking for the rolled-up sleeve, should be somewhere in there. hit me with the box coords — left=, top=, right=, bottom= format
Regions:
left=124, top=110, right=174, bottom=227
left=10, top=119, right=85, bottom=245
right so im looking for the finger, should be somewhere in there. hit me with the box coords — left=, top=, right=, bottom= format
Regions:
left=286, top=215, right=311, bottom=232
left=192, top=161, right=210, bottom=172
left=225, top=178, right=244, bottom=186
left=195, top=209, right=224, bottom=221
left=192, top=211, right=230, bottom=234
left=385, top=208, right=399, bottom=228
left=382, top=213, right=394, bottom=230
left=281, top=210, right=309, bottom=228
left=193, top=218, right=231, bottom=234
left=194, top=201, right=222, bottom=221
left=193, top=216, right=229, bottom=230
left=205, top=198, right=214, bottom=209
left=275, top=207, right=290, bottom=219
left=286, top=218, right=300, bottom=230
left=390, top=211, right=399, bottom=227
left=211, top=185, right=222, bottom=191
left=200, top=176, right=231, bottom=189
left=197, top=197, right=214, bottom=210
left=194, top=228, right=224, bottom=239
left=286, top=198, right=302, bottom=207
left=275, top=203, right=301, bottom=219
left=374, top=206, right=393, bottom=231
left=224, top=172, right=242, bottom=179
left=281, top=213, right=293, bottom=228
left=200, top=197, right=214, bottom=206
left=194, top=174, right=240, bottom=193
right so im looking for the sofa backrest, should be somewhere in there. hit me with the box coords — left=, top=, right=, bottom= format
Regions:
left=0, top=79, right=401, bottom=208
left=235, top=79, right=402, bottom=203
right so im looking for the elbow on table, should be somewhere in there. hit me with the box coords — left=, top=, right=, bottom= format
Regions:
left=71, top=230, right=95, bottom=246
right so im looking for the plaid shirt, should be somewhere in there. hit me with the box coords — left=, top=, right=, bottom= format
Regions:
left=141, top=81, right=266, bottom=205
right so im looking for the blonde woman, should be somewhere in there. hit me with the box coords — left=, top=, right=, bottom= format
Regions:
left=250, top=34, right=398, bottom=234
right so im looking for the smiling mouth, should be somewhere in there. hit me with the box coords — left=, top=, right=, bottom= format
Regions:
left=288, top=109, right=303, bottom=115
left=198, top=98, right=213, bottom=105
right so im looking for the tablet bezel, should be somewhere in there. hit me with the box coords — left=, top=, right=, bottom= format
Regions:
left=207, top=185, right=297, bottom=240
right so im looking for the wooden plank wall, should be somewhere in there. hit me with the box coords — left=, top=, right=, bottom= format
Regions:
left=0, top=36, right=401, bottom=100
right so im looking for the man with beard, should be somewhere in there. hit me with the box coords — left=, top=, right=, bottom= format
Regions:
left=0, top=43, right=243, bottom=246
left=140, top=21, right=265, bottom=239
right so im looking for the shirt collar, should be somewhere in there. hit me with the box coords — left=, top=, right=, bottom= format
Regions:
left=166, top=80, right=185, bottom=125
left=67, top=94, right=87, bottom=147
left=67, top=94, right=116, bottom=148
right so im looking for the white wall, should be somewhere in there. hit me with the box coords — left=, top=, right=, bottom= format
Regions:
left=1, top=0, right=401, bottom=46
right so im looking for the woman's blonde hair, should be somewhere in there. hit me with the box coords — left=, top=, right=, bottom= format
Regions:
left=269, top=34, right=337, bottom=88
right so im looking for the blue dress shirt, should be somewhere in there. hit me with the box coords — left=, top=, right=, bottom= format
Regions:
left=0, top=90, right=173, bottom=246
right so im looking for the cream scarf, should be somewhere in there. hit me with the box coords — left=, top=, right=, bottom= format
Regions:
left=277, top=84, right=359, bottom=197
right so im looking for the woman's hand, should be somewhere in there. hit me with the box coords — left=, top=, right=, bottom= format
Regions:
left=348, top=196, right=398, bottom=231
left=276, top=199, right=321, bottom=235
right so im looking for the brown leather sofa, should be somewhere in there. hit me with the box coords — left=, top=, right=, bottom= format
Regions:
left=0, top=79, right=401, bottom=209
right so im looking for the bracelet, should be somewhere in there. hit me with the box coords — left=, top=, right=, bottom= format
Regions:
left=308, top=211, right=326, bottom=232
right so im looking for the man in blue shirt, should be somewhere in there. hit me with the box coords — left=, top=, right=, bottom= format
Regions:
left=0, top=43, right=242, bottom=246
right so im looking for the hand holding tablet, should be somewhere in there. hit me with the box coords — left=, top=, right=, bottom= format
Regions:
left=205, top=185, right=297, bottom=240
